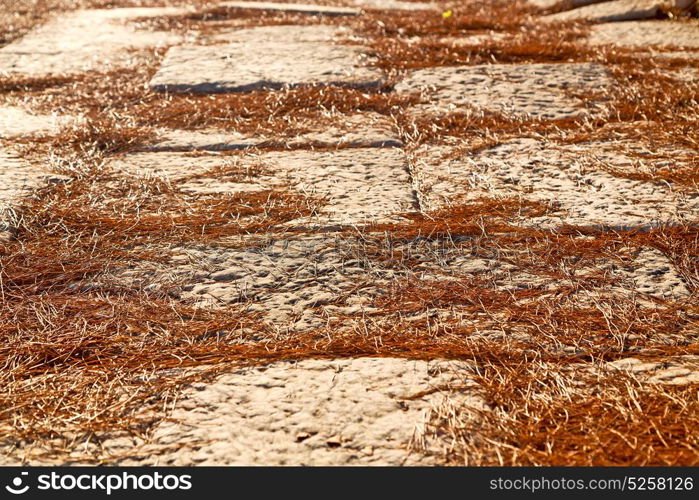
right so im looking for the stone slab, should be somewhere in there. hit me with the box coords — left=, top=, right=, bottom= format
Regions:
left=528, top=0, right=611, bottom=8
left=146, top=113, right=401, bottom=151
left=0, top=106, right=71, bottom=138
left=348, top=0, right=438, bottom=10
left=115, top=358, right=479, bottom=465
left=112, top=148, right=415, bottom=225
left=588, top=20, right=699, bottom=48
left=219, top=1, right=360, bottom=16
left=176, top=234, right=389, bottom=327
left=395, top=63, right=610, bottom=120
left=209, top=24, right=348, bottom=43
left=414, top=138, right=699, bottom=228
left=150, top=26, right=382, bottom=93
left=0, top=8, right=185, bottom=76
left=0, top=150, right=67, bottom=240
left=546, top=0, right=665, bottom=22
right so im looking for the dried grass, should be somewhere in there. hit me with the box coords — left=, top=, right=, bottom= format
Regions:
left=1, top=0, right=698, bottom=466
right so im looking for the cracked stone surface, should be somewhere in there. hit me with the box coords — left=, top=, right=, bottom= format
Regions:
left=395, top=63, right=610, bottom=120
left=150, top=25, right=382, bottom=93
left=0, top=8, right=184, bottom=76
left=413, top=138, right=699, bottom=228
left=527, top=0, right=611, bottom=8
left=348, top=0, right=438, bottom=10
left=0, top=151, right=55, bottom=204
left=0, top=106, right=72, bottom=138
left=219, top=1, right=360, bottom=16
left=112, top=148, right=415, bottom=225
left=608, top=356, right=699, bottom=385
left=2, top=0, right=699, bottom=467
left=546, top=0, right=670, bottom=22
left=171, top=234, right=388, bottom=330
left=0, top=151, right=67, bottom=241
left=588, top=20, right=699, bottom=48
left=113, top=358, right=481, bottom=466
left=145, top=113, right=401, bottom=151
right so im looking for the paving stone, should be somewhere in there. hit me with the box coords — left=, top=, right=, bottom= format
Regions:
left=0, top=106, right=72, bottom=138
left=395, top=63, right=610, bottom=120
left=588, top=20, right=699, bottom=48
left=209, top=24, right=348, bottom=44
left=219, top=1, right=360, bottom=16
left=145, top=113, right=401, bottom=151
left=608, top=357, right=699, bottom=385
left=0, top=151, right=48, bottom=203
left=112, top=148, right=415, bottom=225
left=617, top=248, right=691, bottom=300
left=528, top=0, right=611, bottom=8
left=546, top=0, right=667, bottom=22
left=348, top=0, right=438, bottom=10
left=150, top=25, right=382, bottom=93
left=175, top=234, right=389, bottom=328
left=413, top=138, right=699, bottom=228
left=0, top=8, right=185, bottom=76
left=112, top=358, right=481, bottom=465
left=0, top=150, right=67, bottom=240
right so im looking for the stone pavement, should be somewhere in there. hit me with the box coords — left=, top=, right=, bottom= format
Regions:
left=1, top=0, right=698, bottom=465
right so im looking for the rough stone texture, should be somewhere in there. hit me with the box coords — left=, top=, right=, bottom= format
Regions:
left=209, top=23, right=349, bottom=43
left=114, top=358, right=480, bottom=466
left=348, top=0, right=438, bottom=10
left=546, top=0, right=667, bottom=21
left=413, top=138, right=699, bottom=228
left=146, top=113, right=401, bottom=151
left=0, top=8, right=184, bottom=76
left=0, top=106, right=71, bottom=138
left=0, top=151, right=48, bottom=203
left=608, top=356, right=699, bottom=385
left=219, top=1, right=360, bottom=16
left=528, top=0, right=611, bottom=8
left=173, top=234, right=388, bottom=329
left=0, top=151, right=66, bottom=240
left=619, top=248, right=691, bottom=301
left=588, top=20, right=699, bottom=48
left=395, top=63, right=610, bottom=120
left=152, top=24, right=376, bottom=92
left=113, top=148, right=415, bottom=225
left=151, top=26, right=381, bottom=93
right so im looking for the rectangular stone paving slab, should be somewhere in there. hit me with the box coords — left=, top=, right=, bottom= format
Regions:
left=0, top=106, right=68, bottom=138
left=0, top=150, right=68, bottom=240
left=414, top=138, right=699, bottom=228
left=150, top=26, right=382, bottom=93
left=145, top=113, right=401, bottom=151
left=348, top=0, right=438, bottom=10
left=546, top=0, right=668, bottom=22
left=0, top=8, right=185, bottom=76
left=112, top=147, right=415, bottom=225
left=219, top=1, right=360, bottom=16
left=111, top=358, right=479, bottom=465
left=588, top=20, right=699, bottom=48
left=395, top=63, right=610, bottom=120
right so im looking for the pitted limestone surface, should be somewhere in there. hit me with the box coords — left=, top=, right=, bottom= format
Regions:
left=218, top=1, right=360, bottom=16
left=0, top=8, right=184, bottom=76
left=145, top=113, right=401, bottom=151
left=150, top=25, right=382, bottom=93
left=588, top=20, right=699, bottom=48
left=413, top=138, right=699, bottom=228
left=115, top=357, right=480, bottom=466
left=113, top=148, right=415, bottom=225
left=546, top=0, right=670, bottom=21
left=395, top=63, right=610, bottom=120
